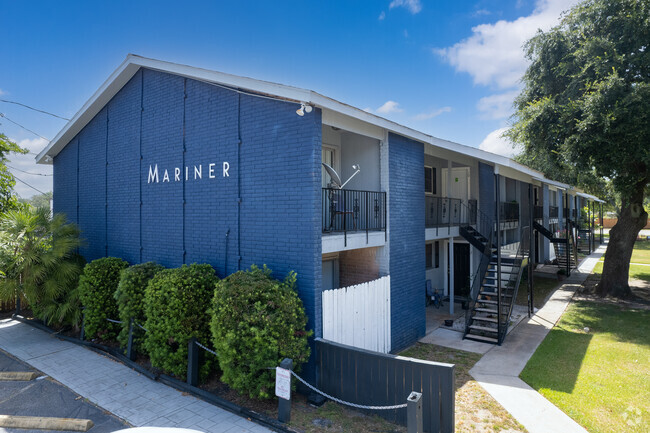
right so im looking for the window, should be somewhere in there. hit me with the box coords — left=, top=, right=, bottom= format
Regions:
left=322, top=147, right=336, bottom=188
left=424, top=166, right=436, bottom=195
left=435, top=241, right=440, bottom=268
left=426, top=242, right=440, bottom=269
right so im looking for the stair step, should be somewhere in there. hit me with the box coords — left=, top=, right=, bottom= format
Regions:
left=474, top=307, right=498, bottom=314
left=479, top=292, right=512, bottom=298
left=469, top=325, right=498, bottom=333
left=470, top=316, right=498, bottom=323
left=464, top=334, right=499, bottom=344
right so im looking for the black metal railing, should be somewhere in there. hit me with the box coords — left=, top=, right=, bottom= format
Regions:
left=322, top=188, right=386, bottom=235
left=497, top=225, right=529, bottom=344
left=550, top=206, right=559, bottom=218
left=425, top=197, right=477, bottom=228
left=500, top=201, right=520, bottom=222
left=464, top=205, right=495, bottom=337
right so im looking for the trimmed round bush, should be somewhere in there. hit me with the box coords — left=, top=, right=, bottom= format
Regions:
left=143, top=264, right=218, bottom=379
left=78, top=257, right=129, bottom=340
left=210, top=265, right=311, bottom=399
left=114, top=262, right=164, bottom=350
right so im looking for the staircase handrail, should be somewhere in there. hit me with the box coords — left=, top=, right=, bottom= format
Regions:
left=463, top=226, right=494, bottom=337
left=497, top=225, right=529, bottom=344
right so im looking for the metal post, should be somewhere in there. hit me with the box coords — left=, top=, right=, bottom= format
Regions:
left=126, top=318, right=136, bottom=361
left=566, top=193, right=570, bottom=277
left=278, top=358, right=293, bottom=423
left=495, top=174, right=502, bottom=338
left=600, top=203, right=603, bottom=243
left=449, top=237, right=454, bottom=315
left=407, top=391, right=423, bottom=433
left=15, top=297, right=21, bottom=316
left=528, top=184, right=535, bottom=316
left=187, top=337, right=199, bottom=386
left=80, top=310, right=86, bottom=341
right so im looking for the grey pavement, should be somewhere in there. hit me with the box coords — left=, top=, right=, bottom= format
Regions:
left=469, top=243, right=607, bottom=433
left=0, top=319, right=271, bottom=433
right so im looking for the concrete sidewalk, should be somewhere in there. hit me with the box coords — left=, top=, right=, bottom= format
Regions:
left=0, top=319, right=271, bottom=433
left=469, top=243, right=607, bottom=433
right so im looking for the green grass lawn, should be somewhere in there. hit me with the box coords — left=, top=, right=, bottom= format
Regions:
left=516, top=276, right=561, bottom=309
left=520, top=301, right=650, bottom=433
left=590, top=240, right=650, bottom=282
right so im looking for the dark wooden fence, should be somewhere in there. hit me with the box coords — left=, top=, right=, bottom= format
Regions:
left=315, top=338, right=455, bottom=433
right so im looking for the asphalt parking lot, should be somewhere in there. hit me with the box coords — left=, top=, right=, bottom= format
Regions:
left=0, top=349, right=129, bottom=433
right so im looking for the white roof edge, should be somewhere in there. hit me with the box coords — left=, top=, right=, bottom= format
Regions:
left=533, top=177, right=572, bottom=190
left=33, top=54, right=576, bottom=190
left=577, top=192, right=605, bottom=202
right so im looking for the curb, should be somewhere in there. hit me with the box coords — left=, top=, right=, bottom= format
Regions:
left=11, top=315, right=294, bottom=433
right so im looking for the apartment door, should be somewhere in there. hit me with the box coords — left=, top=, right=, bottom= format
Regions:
left=453, top=243, right=471, bottom=297
left=441, top=167, right=470, bottom=201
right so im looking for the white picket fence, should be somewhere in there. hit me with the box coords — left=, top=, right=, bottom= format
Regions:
left=322, top=275, right=391, bottom=353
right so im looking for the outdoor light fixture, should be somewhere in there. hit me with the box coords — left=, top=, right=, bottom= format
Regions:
left=296, top=103, right=313, bottom=116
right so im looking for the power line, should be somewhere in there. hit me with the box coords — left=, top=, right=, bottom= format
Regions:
left=13, top=175, right=47, bottom=195
left=0, top=113, right=51, bottom=141
left=0, top=99, right=70, bottom=120
left=6, top=164, right=52, bottom=176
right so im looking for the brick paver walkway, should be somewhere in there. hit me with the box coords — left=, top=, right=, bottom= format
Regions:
left=0, top=319, right=271, bottom=433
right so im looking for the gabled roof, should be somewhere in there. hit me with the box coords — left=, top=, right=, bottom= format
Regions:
left=37, top=54, right=579, bottom=194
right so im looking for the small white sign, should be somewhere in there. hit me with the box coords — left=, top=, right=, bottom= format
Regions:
left=275, top=367, right=291, bottom=400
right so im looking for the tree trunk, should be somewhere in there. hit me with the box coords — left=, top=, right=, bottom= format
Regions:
left=597, top=193, right=648, bottom=298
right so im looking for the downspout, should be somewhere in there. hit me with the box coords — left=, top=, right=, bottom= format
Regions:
left=237, top=93, right=242, bottom=271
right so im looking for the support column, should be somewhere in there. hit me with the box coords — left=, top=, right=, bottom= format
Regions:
left=495, top=173, right=502, bottom=333
left=528, top=183, right=535, bottom=316
left=449, top=237, right=454, bottom=315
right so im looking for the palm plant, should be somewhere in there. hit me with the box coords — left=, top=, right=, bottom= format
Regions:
left=0, top=207, right=84, bottom=326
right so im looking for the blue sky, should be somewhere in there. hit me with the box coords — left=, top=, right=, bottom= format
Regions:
left=1, top=0, right=578, bottom=197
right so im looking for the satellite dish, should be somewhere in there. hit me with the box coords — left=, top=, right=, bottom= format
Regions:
left=322, top=163, right=342, bottom=188
left=322, top=163, right=361, bottom=189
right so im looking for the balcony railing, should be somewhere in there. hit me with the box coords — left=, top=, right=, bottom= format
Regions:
left=425, top=197, right=477, bottom=228
left=563, top=208, right=577, bottom=219
left=322, top=188, right=386, bottom=235
left=500, top=202, right=520, bottom=222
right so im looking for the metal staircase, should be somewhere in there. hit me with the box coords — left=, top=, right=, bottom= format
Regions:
left=533, top=220, right=578, bottom=271
left=459, top=204, right=528, bottom=345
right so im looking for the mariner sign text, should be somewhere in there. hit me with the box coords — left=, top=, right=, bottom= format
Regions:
left=147, top=162, right=230, bottom=184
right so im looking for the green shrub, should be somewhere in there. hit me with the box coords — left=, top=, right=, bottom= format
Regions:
left=78, top=257, right=129, bottom=340
left=114, top=262, right=164, bottom=350
left=143, top=264, right=218, bottom=379
left=210, top=265, right=311, bottom=399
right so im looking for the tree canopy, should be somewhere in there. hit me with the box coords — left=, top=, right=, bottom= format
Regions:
left=0, top=133, right=28, bottom=213
left=509, top=0, right=650, bottom=297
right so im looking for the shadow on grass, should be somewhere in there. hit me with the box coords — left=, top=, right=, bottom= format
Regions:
left=521, top=327, right=592, bottom=394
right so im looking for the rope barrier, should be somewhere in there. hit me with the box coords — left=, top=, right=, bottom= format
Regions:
left=135, top=322, right=148, bottom=332
left=287, top=370, right=407, bottom=410
left=195, top=340, right=218, bottom=357
left=105, top=318, right=123, bottom=324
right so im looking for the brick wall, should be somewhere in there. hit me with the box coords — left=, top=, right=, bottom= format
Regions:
left=339, top=247, right=380, bottom=287
left=388, top=132, right=425, bottom=352
left=52, top=67, right=322, bottom=342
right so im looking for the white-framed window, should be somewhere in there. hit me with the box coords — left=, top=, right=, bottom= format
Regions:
left=322, top=146, right=337, bottom=188
left=424, top=166, right=435, bottom=195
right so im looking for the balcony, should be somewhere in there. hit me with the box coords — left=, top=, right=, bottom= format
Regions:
left=322, top=188, right=386, bottom=251
left=501, top=202, right=520, bottom=222
left=425, top=197, right=477, bottom=237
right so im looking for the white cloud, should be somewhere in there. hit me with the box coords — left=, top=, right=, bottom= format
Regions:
left=376, top=100, right=404, bottom=114
left=389, top=0, right=422, bottom=14
left=476, top=90, right=520, bottom=120
left=0, top=89, right=5, bottom=96
left=436, top=0, right=580, bottom=89
left=479, top=127, right=521, bottom=158
left=472, top=9, right=491, bottom=17
left=414, top=106, right=452, bottom=120
left=7, top=137, right=53, bottom=198
left=378, top=11, right=386, bottom=20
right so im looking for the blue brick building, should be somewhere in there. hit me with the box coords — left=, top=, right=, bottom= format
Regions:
left=39, top=55, right=603, bottom=359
